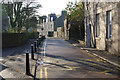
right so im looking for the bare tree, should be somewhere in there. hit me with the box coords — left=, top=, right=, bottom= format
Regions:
left=2, top=0, right=41, bottom=32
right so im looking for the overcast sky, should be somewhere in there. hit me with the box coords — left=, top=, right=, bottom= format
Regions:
left=37, top=0, right=80, bottom=16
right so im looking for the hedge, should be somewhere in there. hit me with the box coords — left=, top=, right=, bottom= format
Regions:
left=2, top=32, right=39, bottom=48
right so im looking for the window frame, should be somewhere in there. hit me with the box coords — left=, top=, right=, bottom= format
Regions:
left=96, top=14, right=100, bottom=37
left=106, top=10, right=112, bottom=39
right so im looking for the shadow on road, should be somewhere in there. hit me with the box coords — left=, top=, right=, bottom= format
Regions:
left=39, top=53, right=120, bottom=77
left=0, top=64, right=7, bottom=72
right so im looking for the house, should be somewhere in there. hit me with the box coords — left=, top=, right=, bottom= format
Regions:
left=41, top=15, right=48, bottom=36
left=54, top=11, right=67, bottom=31
left=47, top=13, right=57, bottom=37
left=84, top=2, right=120, bottom=55
left=41, top=14, right=57, bottom=37
left=54, top=11, right=67, bottom=38
left=1, top=3, right=10, bottom=31
left=41, top=11, right=67, bottom=37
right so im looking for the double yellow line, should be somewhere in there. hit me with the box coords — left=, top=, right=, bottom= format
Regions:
left=40, top=67, right=48, bottom=80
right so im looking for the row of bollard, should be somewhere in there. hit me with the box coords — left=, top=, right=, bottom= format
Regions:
left=26, top=36, right=46, bottom=75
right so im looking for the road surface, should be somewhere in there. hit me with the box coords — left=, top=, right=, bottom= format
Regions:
left=35, top=38, right=120, bottom=79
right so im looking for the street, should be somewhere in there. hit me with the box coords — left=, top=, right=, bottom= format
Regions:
left=1, top=0, right=120, bottom=79
left=35, top=38, right=120, bottom=79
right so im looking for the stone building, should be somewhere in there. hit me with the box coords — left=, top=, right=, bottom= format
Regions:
left=37, top=16, right=44, bottom=35
left=47, top=13, right=57, bottom=37
left=41, top=11, right=67, bottom=37
left=54, top=11, right=67, bottom=38
left=1, top=3, right=11, bottom=31
left=54, top=11, right=67, bottom=31
left=84, top=2, right=120, bottom=55
left=64, top=18, right=71, bottom=40
left=41, top=15, right=48, bottom=36
left=41, top=14, right=57, bottom=37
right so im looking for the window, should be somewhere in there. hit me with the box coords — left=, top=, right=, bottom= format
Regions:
left=87, top=17, right=89, bottom=26
left=96, top=14, right=100, bottom=37
left=86, top=1, right=89, bottom=10
left=106, top=11, right=112, bottom=39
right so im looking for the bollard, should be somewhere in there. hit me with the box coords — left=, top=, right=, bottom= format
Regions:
left=31, top=44, right=34, bottom=59
left=43, top=36, right=45, bottom=39
left=41, top=36, right=44, bottom=41
left=38, top=38, right=41, bottom=45
left=34, top=41, right=37, bottom=53
left=36, top=39, right=39, bottom=48
left=41, top=37, right=43, bottom=41
left=26, top=50, right=30, bottom=75
left=34, top=64, right=37, bottom=80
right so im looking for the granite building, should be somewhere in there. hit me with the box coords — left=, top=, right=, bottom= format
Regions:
left=84, top=2, right=120, bottom=55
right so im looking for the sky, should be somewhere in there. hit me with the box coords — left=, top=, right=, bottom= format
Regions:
left=36, top=0, right=80, bottom=16
left=0, top=0, right=80, bottom=16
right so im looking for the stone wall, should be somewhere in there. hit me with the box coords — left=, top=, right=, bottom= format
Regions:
left=85, top=2, right=120, bottom=55
left=64, top=19, right=70, bottom=40
left=118, top=2, right=120, bottom=54
left=57, top=27, right=64, bottom=39
left=106, top=4, right=119, bottom=54
left=54, top=31, right=57, bottom=38
left=57, top=27, right=62, bottom=38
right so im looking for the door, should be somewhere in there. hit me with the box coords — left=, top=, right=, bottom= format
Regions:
left=86, top=17, right=91, bottom=47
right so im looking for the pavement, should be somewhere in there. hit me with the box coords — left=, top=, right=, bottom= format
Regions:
left=0, top=37, right=120, bottom=79
left=0, top=39, right=38, bottom=79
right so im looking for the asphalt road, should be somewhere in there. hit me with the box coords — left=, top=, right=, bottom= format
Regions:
left=35, top=38, right=120, bottom=79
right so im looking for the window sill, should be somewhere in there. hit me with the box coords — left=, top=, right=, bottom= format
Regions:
left=95, top=36, right=101, bottom=40
left=106, top=38, right=112, bottom=42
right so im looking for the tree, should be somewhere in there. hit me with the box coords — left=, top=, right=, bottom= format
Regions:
left=65, top=1, right=85, bottom=40
left=21, top=1, right=41, bottom=31
left=65, top=1, right=85, bottom=22
left=29, top=16, right=38, bottom=28
left=2, top=0, right=41, bottom=32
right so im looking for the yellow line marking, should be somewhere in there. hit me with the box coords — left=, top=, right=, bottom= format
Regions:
left=31, top=66, right=34, bottom=75
left=89, top=70, right=111, bottom=75
left=45, top=67, right=48, bottom=80
left=40, top=69, right=43, bottom=79
left=64, top=66, right=73, bottom=70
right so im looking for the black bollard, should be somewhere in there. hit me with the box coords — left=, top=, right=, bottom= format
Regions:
left=34, top=41, right=37, bottom=53
left=39, top=38, right=42, bottom=43
left=41, top=36, right=44, bottom=41
left=36, top=39, right=39, bottom=48
left=26, top=50, right=30, bottom=75
left=31, top=44, right=34, bottom=59
left=39, top=38, right=41, bottom=45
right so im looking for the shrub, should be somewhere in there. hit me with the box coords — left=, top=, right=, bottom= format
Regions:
left=2, top=32, right=39, bottom=48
